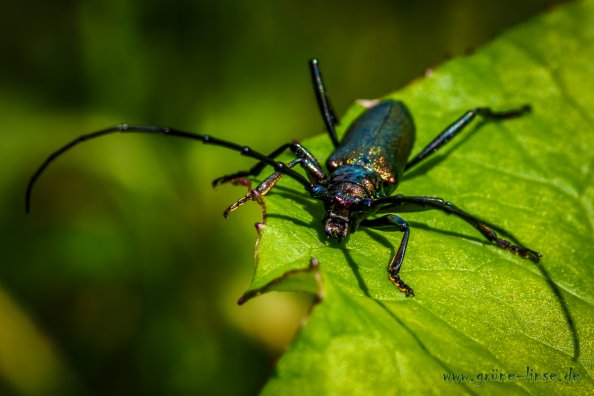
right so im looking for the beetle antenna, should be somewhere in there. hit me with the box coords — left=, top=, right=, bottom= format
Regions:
left=309, top=59, right=340, bottom=147
left=25, top=124, right=313, bottom=213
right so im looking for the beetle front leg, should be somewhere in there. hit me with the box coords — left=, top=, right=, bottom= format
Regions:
left=360, top=215, right=414, bottom=296
left=224, top=157, right=313, bottom=218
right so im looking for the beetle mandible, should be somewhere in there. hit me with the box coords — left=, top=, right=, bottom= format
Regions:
left=26, top=59, right=541, bottom=296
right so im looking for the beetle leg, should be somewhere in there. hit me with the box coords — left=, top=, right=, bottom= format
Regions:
left=405, top=105, right=531, bottom=171
left=212, top=142, right=327, bottom=186
left=223, top=159, right=298, bottom=218
left=224, top=155, right=322, bottom=218
left=309, top=58, right=340, bottom=148
left=374, top=195, right=542, bottom=262
left=360, top=214, right=414, bottom=296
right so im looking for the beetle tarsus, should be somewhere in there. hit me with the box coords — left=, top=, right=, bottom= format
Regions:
left=477, top=223, right=541, bottom=263
left=389, top=273, right=415, bottom=297
left=224, top=189, right=262, bottom=219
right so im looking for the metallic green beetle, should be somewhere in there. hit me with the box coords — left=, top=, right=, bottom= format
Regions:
left=26, top=59, right=541, bottom=296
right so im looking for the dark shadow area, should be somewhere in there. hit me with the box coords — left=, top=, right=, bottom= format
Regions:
left=362, top=227, right=396, bottom=252
left=535, top=263, right=581, bottom=361
left=265, top=213, right=325, bottom=245
left=340, top=241, right=370, bottom=297
left=407, top=220, right=486, bottom=245
left=268, top=186, right=319, bottom=208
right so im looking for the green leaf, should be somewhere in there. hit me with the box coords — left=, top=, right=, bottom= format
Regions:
left=242, top=1, right=594, bottom=394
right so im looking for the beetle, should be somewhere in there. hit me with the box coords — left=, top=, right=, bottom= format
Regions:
left=26, top=59, right=541, bottom=296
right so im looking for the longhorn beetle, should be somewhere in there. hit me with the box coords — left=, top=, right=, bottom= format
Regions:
left=26, top=59, right=541, bottom=296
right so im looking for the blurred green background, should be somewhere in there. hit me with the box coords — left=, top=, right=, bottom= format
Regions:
left=1, top=1, right=568, bottom=395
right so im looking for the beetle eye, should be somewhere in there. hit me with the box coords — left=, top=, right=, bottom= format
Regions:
left=311, top=185, right=329, bottom=200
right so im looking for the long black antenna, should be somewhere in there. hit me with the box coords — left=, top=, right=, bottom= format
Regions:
left=309, top=59, right=340, bottom=148
left=25, top=124, right=314, bottom=212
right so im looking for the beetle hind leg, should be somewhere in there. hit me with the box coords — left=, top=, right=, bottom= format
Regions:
left=475, top=222, right=541, bottom=262
left=373, top=195, right=542, bottom=263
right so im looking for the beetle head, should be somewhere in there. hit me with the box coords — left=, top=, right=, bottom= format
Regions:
left=313, top=182, right=371, bottom=241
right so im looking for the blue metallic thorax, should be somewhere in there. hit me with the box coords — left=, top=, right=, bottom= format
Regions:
left=327, top=100, right=415, bottom=196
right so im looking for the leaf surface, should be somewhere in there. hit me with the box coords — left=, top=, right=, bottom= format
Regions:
left=243, top=1, right=594, bottom=394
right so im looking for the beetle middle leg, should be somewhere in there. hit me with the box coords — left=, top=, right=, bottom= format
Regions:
left=405, top=105, right=531, bottom=171
left=374, top=195, right=541, bottom=261
left=361, top=214, right=415, bottom=296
